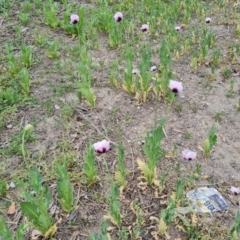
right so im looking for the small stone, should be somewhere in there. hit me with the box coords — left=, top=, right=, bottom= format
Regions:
left=210, top=156, right=215, bottom=160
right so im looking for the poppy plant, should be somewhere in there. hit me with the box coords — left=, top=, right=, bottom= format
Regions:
left=93, top=140, right=110, bottom=154
left=169, top=80, right=183, bottom=93
left=70, top=14, right=79, bottom=24
left=182, top=149, right=197, bottom=160
left=114, top=12, right=123, bottom=22
left=231, top=186, right=240, bottom=195
left=141, top=24, right=149, bottom=32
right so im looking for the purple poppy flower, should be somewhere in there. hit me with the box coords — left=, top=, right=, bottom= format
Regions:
left=205, top=17, right=211, bottom=24
left=70, top=14, right=79, bottom=24
left=231, top=186, right=240, bottom=195
left=141, top=24, right=149, bottom=32
left=175, top=26, right=181, bottom=31
left=93, top=140, right=110, bottom=154
left=182, top=149, right=197, bottom=161
left=150, top=66, right=157, bottom=72
left=169, top=80, right=183, bottom=93
left=114, top=12, right=123, bottom=22
left=132, top=69, right=139, bottom=75
left=138, top=140, right=145, bottom=145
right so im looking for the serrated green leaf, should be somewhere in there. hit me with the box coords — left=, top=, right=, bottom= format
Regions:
left=20, top=202, right=39, bottom=224
left=30, top=168, right=42, bottom=194
left=15, top=224, right=28, bottom=240
left=37, top=213, right=53, bottom=234
left=56, top=164, right=68, bottom=180
left=115, top=171, right=126, bottom=187
left=57, top=178, right=73, bottom=212
left=0, top=219, right=13, bottom=240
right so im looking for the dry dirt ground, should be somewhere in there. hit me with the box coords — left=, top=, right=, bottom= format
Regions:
left=0, top=0, right=240, bottom=240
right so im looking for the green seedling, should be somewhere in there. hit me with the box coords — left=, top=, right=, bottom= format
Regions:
left=18, top=13, right=30, bottom=25
left=43, top=4, right=59, bottom=29
left=22, top=1, right=31, bottom=13
left=46, top=41, right=60, bottom=59
left=184, top=131, right=191, bottom=139
left=211, top=48, right=220, bottom=67
left=0, top=180, right=8, bottom=196
left=150, top=197, right=176, bottom=236
left=118, top=227, right=128, bottom=240
left=169, top=144, right=177, bottom=159
left=1, top=124, right=36, bottom=156
left=19, top=68, right=30, bottom=96
left=226, top=77, right=235, bottom=97
left=176, top=212, right=202, bottom=240
left=176, top=179, right=185, bottom=201
left=0, top=220, right=28, bottom=240
left=77, top=60, right=92, bottom=84
left=130, top=199, right=144, bottom=227
left=104, top=182, right=122, bottom=227
left=160, top=172, right=167, bottom=191
left=21, top=124, right=33, bottom=166
left=221, top=67, right=232, bottom=79
left=122, top=65, right=135, bottom=94
left=56, top=164, right=74, bottom=212
left=195, top=163, right=202, bottom=175
left=15, top=25, right=23, bottom=38
left=92, top=7, right=113, bottom=33
left=108, top=59, right=120, bottom=87
left=176, top=103, right=183, bottom=112
left=135, top=71, right=152, bottom=103
left=231, top=210, right=240, bottom=240
left=20, top=45, right=33, bottom=68
left=0, top=87, right=23, bottom=108
left=137, top=118, right=165, bottom=185
left=160, top=198, right=176, bottom=226
left=213, top=110, right=225, bottom=123
left=115, top=144, right=127, bottom=192
left=88, top=219, right=110, bottom=240
left=199, top=43, right=209, bottom=64
left=108, top=23, right=123, bottom=48
left=122, top=48, right=135, bottom=94
left=202, top=127, right=218, bottom=157
left=237, top=99, right=240, bottom=111
left=83, top=144, right=98, bottom=185
left=20, top=168, right=57, bottom=239
left=190, top=51, right=198, bottom=72
left=76, top=81, right=96, bottom=108
left=229, top=43, right=239, bottom=63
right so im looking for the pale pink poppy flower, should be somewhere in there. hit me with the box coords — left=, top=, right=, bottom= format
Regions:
left=231, top=186, right=240, bottom=195
left=55, top=105, right=60, bottom=110
left=93, top=140, right=110, bottom=154
left=205, top=17, right=211, bottom=24
left=70, top=14, right=79, bottom=24
left=132, top=69, right=139, bottom=75
left=169, top=80, right=183, bottom=93
left=175, top=26, right=181, bottom=31
left=114, top=12, right=123, bottom=22
left=141, top=24, right=149, bottom=32
left=182, top=149, right=197, bottom=161
left=138, top=140, right=145, bottom=145
left=150, top=66, right=157, bottom=72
